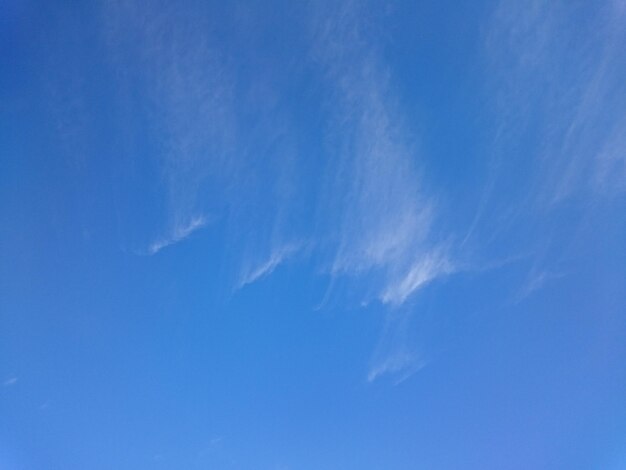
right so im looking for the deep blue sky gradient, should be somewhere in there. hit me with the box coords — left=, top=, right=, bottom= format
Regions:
left=2, top=1, right=626, bottom=469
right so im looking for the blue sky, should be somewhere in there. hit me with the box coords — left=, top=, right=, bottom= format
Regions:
left=2, top=0, right=626, bottom=468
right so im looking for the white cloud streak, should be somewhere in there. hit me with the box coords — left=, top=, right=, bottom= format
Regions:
left=148, top=215, right=208, bottom=255
left=101, top=0, right=235, bottom=252
left=312, top=2, right=450, bottom=307
left=237, top=242, right=302, bottom=289
left=381, top=251, right=455, bottom=307
left=310, top=2, right=454, bottom=382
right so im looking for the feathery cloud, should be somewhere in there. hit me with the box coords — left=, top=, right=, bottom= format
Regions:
left=148, top=215, right=208, bottom=255
left=237, top=243, right=303, bottom=289
left=312, top=2, right=449, bottom=307
left=101, top=0, right=235, bottom=251
left=309, top=2, right=455, bottom=381
left=381, top=251, right=455, bottom=307
left=485, top=0, right=626, bottom=204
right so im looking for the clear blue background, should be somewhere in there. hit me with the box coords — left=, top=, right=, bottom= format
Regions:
left=2, top=1, right=626, bottom=469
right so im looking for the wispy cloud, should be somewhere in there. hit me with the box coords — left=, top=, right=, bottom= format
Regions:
left=237, top=242, right=302, bottom=289
left=310, top=2, right=454, bottom=381
left=312, top=2, right=450, bottom=307
left=484, top=0, right=626, bottom=205
left=462, top=0, right=626, bottom=315
left=368, top=351, right=427, bottom=384
left=515, top=268, right=565, bottom=302
left=381, top=251, right=455, bottom=307
left=366, top=305, right=430, bottom=384
left=148, top=215, right=208, bottom=254
left=101, top=1, right=235, bottom=251
left=102, top=1, right=309, bottom=277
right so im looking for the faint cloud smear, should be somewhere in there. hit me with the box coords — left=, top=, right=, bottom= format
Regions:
left=486, top=0, right=626, bottom=204
left=515, top=268, right=565, bottom=302
left=3, top=377, right=18, bottom=387
left=367, top=307, right=429, bottom=384
left=148, top=215, right=208, bottom=254
left=466, top=0, right=626, bottom=309
left=368, top=352, right=427, bottom=384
